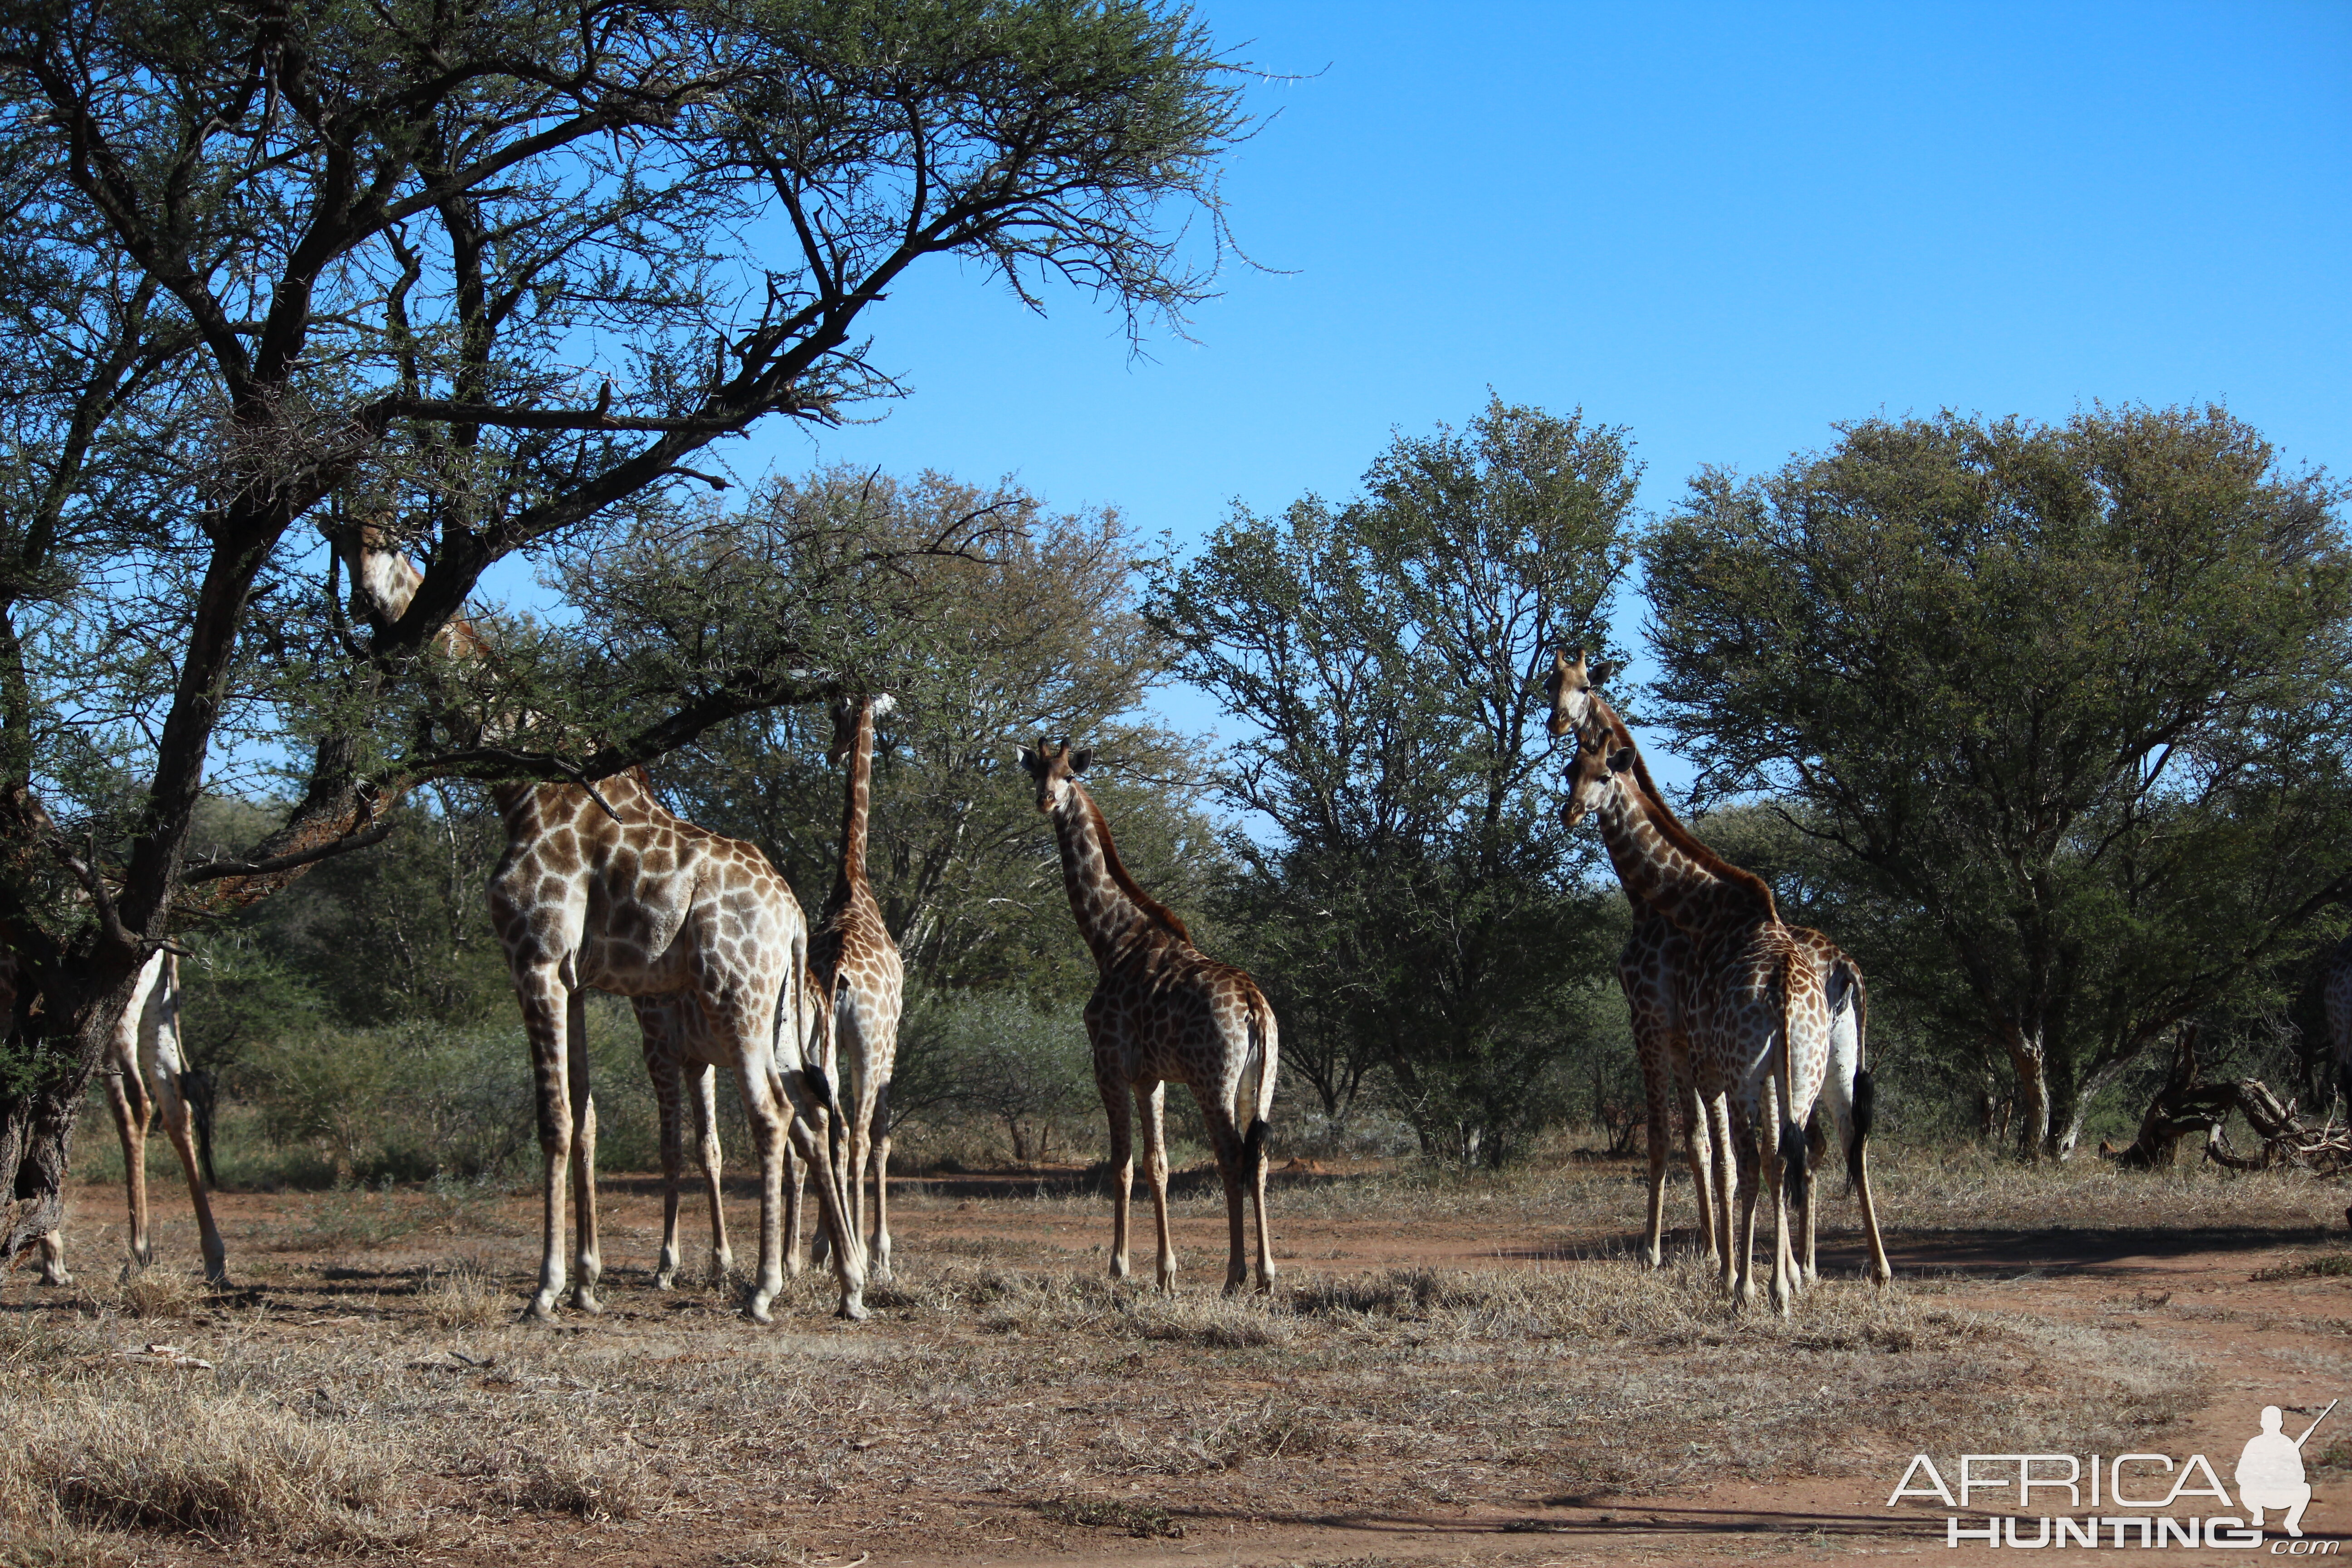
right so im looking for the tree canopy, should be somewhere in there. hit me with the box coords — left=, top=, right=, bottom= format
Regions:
left=1643, top=405, right=2352, bottom=1158
left=0, top=0, right=1250, bottom=1260
left=1155, top=398, right=1637, bottom=1163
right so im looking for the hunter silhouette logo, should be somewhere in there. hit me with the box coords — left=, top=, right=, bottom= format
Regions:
left=2240, top=1401, right=2334, bottom=1539
left=1887, top=1400, right=2338, bottom=1549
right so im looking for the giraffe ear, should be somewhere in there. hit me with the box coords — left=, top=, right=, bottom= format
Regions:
left=1016, top=746, right=1039, bottom=774
left=1607, top=747, right=1635, bottom=774
left=1068, top=748, right=1093, bottom=775
left=1589, top=658, right=1619, bottom=686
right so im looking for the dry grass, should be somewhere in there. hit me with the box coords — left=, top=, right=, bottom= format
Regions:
left=412, top=1259, right=505, bottom=1328
left=0, top=1146, right=2286, bottom=1563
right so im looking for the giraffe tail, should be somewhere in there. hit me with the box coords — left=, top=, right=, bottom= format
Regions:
left=1239, top=991, right=1274, bottom=1177
left=1778, top=949, right=1810, bottom=1215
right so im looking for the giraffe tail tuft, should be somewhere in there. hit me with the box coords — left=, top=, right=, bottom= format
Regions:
left=1847, top=1067, right=1875, bottom=1195
left=1236, top=992, right=1274, bottom=1164
left=1782, top=1117, right=1810, bottom=1212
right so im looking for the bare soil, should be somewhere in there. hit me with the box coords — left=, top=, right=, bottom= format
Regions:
left=6, top=1151, right=2352, bottom=1566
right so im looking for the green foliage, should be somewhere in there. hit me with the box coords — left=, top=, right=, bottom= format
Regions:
left=654, top=470, right=1224, bottom=1004
left=1644, top=405, right=2352, bottom=1158
left=893, top=985, right=1099, bottom=1163
left=1156, top=397, right=1639, bottom=1165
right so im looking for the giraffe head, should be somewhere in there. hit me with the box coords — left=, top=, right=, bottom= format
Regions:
left=825, top=693, right=897, bottom=766
left=1017, top=736, right=1092, bottom=813
left=1544, top=647, right=1619, bottom=741
left=1560, top=725, right=1636, bottom=831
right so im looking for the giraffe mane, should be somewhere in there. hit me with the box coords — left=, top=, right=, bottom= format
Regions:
left=1588, top=696, right=1778, bottom=921
left=1078, top=787, right=1193, bottom=946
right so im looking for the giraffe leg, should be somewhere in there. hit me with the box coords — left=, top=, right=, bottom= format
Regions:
left=868, top=1077, right=894, bottom=1284
left=1099, top=1065, right=1134, bottom=1281
left=37, top=1230, right=69, bottom=1287
left=1681, top=1081, right=1716, bottom=1265
left=1801, top=1112, right=1830, bottom=1287
left=149, top=1056, right=226, bottom=1286
left=103, top=1063, right=152, bottom=1270
left=1245, top=1089, right=1277, bottom=1293
left=1202, top=1103, right=1249, bottom=1295
left=1841, top=1071, right=1893, bottom=1286
left=735, top=1058, right=791, bottom=1322
left=566, top=988, right=603, bottom=1314
left=144, top=955, right=225, bottom=1285
left=647, top=1041, right=685, bottom=1290
left=784, top=1131, right=806, bottom=1278
left=1137, top=1082, right=1176, bottom=1293
left=1709, top=1093, right=1737, bottom=1284
left=784, top=1090, right=867, bottom=1320
left=1731, top=1117, right=1762, bottom=1308
left=516, top=972, right=574, bottom=1322
left=693, top=1063, right=732, bottom=1285
left=1640, top=1050, right=1673, bottom=1269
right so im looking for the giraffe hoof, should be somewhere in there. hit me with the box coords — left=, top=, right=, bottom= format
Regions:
left=835, top=1292, right=868, bottom=1323
left=521, top=1294, right=561, bottom=1324
left=745, top=1298, right=775, bottom=1325
left=570, top=1289, right=603, bottom=1315
left=653, top=1271, right=676, bottom=1292
left=39, top=1269, right=71, bottom=1288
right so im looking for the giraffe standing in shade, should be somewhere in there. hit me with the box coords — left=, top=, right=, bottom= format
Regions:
left=1558, top=721, right=1833, bottom=1311
left=3, top=945, right=222, bottom=1290
left=1020, top=740, right=1279, bottom=1294
left=806, top=695, right=906, bottom=1281
left=1546, top=651, right=1889, bottom=1289
left=338, top=530, right=867, bottom=1323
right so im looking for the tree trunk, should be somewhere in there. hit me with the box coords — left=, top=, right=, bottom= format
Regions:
left=0, top=945, right=149, bottom=1262
left=2000, top=1029, right=2053, bottom=1162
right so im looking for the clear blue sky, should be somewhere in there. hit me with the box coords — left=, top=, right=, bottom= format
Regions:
left=687, top=1, right=2352, bottom=789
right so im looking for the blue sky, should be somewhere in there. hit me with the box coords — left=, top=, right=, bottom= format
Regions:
left=615, top=1, right=2352, bottom=791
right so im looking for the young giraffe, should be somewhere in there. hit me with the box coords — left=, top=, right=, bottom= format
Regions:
left=1558, top=723, right=1831, bottom=1311
left=1545, top=652, right=1889, bottom=1288
left=1019, top=739, right=1279, bottom=1294
left=806, top=694, right=906, bottom=1281
left=338, top=529, right=868, bottom=1323
left=638, top=961, right=835, bottom=1292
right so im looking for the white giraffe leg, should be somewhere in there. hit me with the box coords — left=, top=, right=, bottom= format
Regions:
left=691, top=1062, right=731, bottom=1284
left=1137, top=1082, right=1176, bottom=1292
left=1098, top=1057, right=1134, bottom=1281
left=143, top=957, right=225, bottom=1285
left=565, top=986, right=603, bottom=1314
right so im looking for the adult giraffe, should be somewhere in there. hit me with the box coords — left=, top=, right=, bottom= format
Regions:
left=1546, top=651, right=1888, bottom=1288
left=1019, top=739, right=1279, bottom=1294
left=1558, top=720, right=1838, bottom=1311
left=338, top=529, right=868, bottom=1323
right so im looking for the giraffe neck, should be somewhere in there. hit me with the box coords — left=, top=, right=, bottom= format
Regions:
left=833, top=700, right=875, bottom=904
left=1046, top=783, right=1180, bottom=969
left=1592, top=778, right=1769, bottom=941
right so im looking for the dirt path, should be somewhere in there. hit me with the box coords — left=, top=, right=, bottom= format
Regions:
left=19, top=1168, right=2352, bottom=1565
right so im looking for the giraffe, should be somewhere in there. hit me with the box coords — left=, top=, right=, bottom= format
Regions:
left=638, top=961, right=835, bottom=1292
left=806, top=694, right=906, bottom=1282
left=1544, top=651, right=1888, bottom=1289
left=1019, top=739, right=1279, bottom=1294
left=335, top=529, right=869, bottom=1323
left=2, top=936, right=222, bottom=1290
left=1557, top=722, right=1831, bottom=1311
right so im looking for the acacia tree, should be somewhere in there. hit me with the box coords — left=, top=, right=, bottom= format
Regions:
left=1156, top=398, right=1637, bottom=1163
left=0, top=0, right=1248, bottom=1261
left=647, top=467, right=1219, bottom=1000
left=1644, top=406, right=2352, bottom=1160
